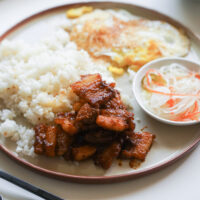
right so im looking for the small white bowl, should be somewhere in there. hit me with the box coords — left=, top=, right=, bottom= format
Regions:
left=133, top=57, right=200, bottom=126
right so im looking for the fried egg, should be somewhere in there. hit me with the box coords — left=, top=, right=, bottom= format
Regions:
left=66, top=8, right=190, bottom=74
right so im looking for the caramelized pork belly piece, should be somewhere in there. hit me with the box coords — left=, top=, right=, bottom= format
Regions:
left=76, top=103, right=99, bottom=124
left=84, top=129, right=117, bottom=144
left=71, top=74, right=115, bottom=107
left=128, top=117, right=135, bottom=131
left=54, top=112, right=78, bottom=135
left=100, top=109, right=134, bottom=120
left=105, top=90, right=125, bottom=109
left=56, top=127, right=73, bottom=156
left=96, top=109, right=134, bottom=132
left=63, top=147, right=72, bottom=161
left=122, top=132, right=155, bottom=160
left=95, top=141, right=121, bottom=169
left=72, top=145, right=96, bottom=161
left=124, top=130, right=135, bottom=140
left=73, top=99, right=86, bottom=112
left=45, top=125, right=57, bottom=157
left=34, top=124, right=57, bottom=157
left=34, top=124, right=47, bottom=154
left=96, top=115, right=128, bottom=132
left=78, top=123, right=99, bottom=132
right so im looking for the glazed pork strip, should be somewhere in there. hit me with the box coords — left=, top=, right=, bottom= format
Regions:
left=72, top=145, right=96, bottom=161
left=104, top=90, right=125, bottom=109
left=73, top=99, right=86, bottom=112
left=34, top=124, right=57, bottom=157
left=96, top=109, right=134, bottom=132
left=70, top=74, right=115, bottom=107
left=34, top=124, right=47, bottom=154
left=54, top=112, right=78, bottom=135
left=122, top=132, right=155, bottom=161
left=76, top=103, right=99, bottom=124
left=44, top=125, right=57, bottom=157
left=96, top=115, right=128, bottom=132
left=84, top=129, right=117, bottom=144
left=56, top=127, right=73, bottom=156
left=95, top=141, right=121, bottom=169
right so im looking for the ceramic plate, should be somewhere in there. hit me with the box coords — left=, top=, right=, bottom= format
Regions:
left=0, top=1, right=200, bottom=183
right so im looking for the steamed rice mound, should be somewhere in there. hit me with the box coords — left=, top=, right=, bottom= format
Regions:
left=0, top=29, right=114, bottom=156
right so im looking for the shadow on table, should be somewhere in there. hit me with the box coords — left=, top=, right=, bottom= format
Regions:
left=180, top=0, right=200, bottom=28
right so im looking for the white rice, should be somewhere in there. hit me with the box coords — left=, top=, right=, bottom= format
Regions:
left=0, top=28, right=114, bottom=156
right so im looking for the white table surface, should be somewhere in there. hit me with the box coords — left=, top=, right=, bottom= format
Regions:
left=0, top=0, right=200, bottom=199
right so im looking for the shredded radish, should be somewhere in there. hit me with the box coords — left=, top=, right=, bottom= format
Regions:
left=141, top=63, right=200, bottom=121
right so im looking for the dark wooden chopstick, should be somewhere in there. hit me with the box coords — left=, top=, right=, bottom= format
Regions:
left=0, top=170, right=64, bottom=200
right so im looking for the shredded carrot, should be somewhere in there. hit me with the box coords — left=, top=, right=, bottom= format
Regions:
left=174, top=106, right=192, bottom=121
left=144, top=86, right=199, bottom=97
left=172, top=102, right=200, bottom=121
left=166, top=98, right=175, bottom=107
left=193, top=101, right=198, bottom=113
left=146, top=72, right=151, bottom=86
left=142, top=64, right=200, bottom=122
left=145, top=69, right=155, bottom=86
left=195, top=74, right=200, bottom=80
left=145, top=69, right=165, bottom=87
left=176, top=111, right=200, bottom=121
left=176, top=72, right=193, bottom=80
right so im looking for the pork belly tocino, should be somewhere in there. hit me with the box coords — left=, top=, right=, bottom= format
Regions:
left=84, top=129, right=116, bottom=144
left=121, top=132, right=155, bottom=160
left=95, top=141, right=121, bottom=169
left=56, top=127, right=73, bottom=156
left=71, top=74, right=115, bottom=107
left=104, top=90, right=125, bottom=110
left=54, top=112, right=78, bottom=135
left=76, top=103, right=99, bottom=124
left=72, top=145, right=96, bottom=161
left=33, top=73, right=154, bottom=169
left=34, top=124, right=47, bottom=154
left=96, top=109, right=134, bottom=132
left=96, top=115, right=128, bottom=132
left=44, top=125, right=57, bottom=157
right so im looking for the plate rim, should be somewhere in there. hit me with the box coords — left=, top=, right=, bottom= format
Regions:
left=0, top=1, right=200, bottom=184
